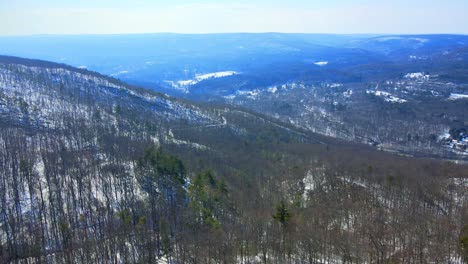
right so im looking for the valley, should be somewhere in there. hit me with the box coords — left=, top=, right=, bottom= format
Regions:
left=0, top=33, right=468, bottom=263
left=0, top=54, right=466, bottom=263
left=2, top=34, right=467, bottom=160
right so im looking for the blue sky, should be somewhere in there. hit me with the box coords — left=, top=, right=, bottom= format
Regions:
left=1, top=0, right=468, bottom=35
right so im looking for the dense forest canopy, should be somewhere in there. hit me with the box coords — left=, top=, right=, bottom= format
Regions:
left=0, top=56, right=467, bottom=264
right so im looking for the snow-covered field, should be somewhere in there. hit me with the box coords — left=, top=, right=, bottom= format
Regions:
left=404, top=72, right=430, bottom=80
left=449, top=93, right=468, bottom=100
left=168, top=71, right=238, bottom=92
left=314, top=61, right=328, bottom=66
left=367, top=90, right=407, bottom=103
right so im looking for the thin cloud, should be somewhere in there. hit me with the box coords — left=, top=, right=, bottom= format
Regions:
left=1, top=2, right=467, bottom=35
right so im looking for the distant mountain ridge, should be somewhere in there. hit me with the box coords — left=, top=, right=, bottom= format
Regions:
left=1, top=34, right=467, bottom=160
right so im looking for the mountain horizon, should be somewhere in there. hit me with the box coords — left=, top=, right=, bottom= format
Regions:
left=2, top=1, right=468, bottom=263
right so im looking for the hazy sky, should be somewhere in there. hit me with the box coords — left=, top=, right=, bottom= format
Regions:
left=1, top=0, right=468, bottom=35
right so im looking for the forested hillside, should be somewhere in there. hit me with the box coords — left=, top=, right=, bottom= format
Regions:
left=0, top=56, right=467, bottom=263
left=2, top=34, right=468, bottom=159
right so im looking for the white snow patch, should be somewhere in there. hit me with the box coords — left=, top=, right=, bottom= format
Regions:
left=166, top=129, right=209, bottom=150
left=111, top=70, right=130, bottom=77
left=224, top=94, right=236, bottom=100
left=195, top=71, right=237, bottom=81
left=326, top=83, right=343, bottom=88
left=267, top=86, right=278, bottom=93
left=367, top=90, right=407, bottom=103
left=439, top=132, right=451, bottom=141
left=449, top=93, right=468, bottom=100
left=343, top=89, right=353, bottom=98
left=175, top=71, right=238, bottom=87
left=177, top=79, right=197, bottom=86
left=404, top=72, right=430, bottom=80
left=303, top=171, right=316, bottom=198
left=237, top=89, right=259, bottom=99
left=314, top=61, right=328, bottom=66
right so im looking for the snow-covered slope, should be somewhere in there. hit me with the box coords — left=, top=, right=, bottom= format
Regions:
left=166, top=71, right=238, bottom=93
left=0, top=57, right=219, bottom=131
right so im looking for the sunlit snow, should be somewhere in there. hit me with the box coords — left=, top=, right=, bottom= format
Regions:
left=404, top=72, right=430, bottom=80
left=367, top=90, right=407, bottom=103
left=449, top=93, right=468, bottom=100
left=177, top=71, right=238, bottom=86
left=314, top=61, right=328, bottom=66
